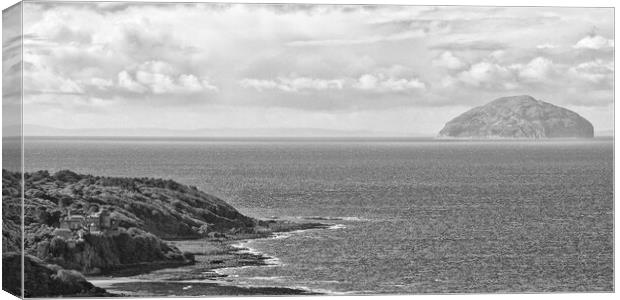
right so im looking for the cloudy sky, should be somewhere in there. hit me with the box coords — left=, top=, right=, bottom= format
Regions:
left=18, top=2, right=614, bottom=136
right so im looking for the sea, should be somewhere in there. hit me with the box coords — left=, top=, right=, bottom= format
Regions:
left=21, top=137, right=614, bottom=294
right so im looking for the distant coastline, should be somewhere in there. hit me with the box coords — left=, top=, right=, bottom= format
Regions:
left=10, top=124, right=425, bottom=138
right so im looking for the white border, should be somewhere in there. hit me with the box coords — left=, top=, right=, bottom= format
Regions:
left=0, top=1, right=616, bottom=300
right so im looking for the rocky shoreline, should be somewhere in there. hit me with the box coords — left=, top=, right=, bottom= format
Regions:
left=2, top=169, right=328, bottom=297
left=89, top=222, right=329, bottom=296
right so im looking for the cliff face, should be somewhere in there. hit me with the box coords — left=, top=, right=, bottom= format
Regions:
left=438, top=95, right=594, bottom=139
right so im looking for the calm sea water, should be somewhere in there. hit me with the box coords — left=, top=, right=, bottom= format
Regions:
left=22, top=137, right=613, bottom=294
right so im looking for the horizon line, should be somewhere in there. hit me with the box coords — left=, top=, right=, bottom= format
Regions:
left=2, top=135, right=613, bottom=140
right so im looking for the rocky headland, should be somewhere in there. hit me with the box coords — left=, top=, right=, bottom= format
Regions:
left=438, top=95, right=594, bottom=139
left=2, top=169, right=326, bottom=297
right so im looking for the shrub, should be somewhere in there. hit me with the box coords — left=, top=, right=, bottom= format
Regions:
left=182, top=251, right=195, bottom=262
left=36, top=207, right=50, bottom=224
left=58, top=196, right=73, bottom=209
left=171, top=200, right=184, bottom=211
left=54, top=170, right=82, bottom=183
left=49, top=237, right=67, bottom=257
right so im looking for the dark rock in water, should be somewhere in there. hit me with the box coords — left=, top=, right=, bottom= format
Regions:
left=438, top=95, right=594, bottom=139
left=2, top=252, right=110, bottom=297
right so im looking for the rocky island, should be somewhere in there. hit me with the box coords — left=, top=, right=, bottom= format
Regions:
left=2, top=169, right=326, bottom=297
left=438, top=95, right=594, bottom=139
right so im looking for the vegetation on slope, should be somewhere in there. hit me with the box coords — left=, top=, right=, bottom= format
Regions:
left=3, top=169, right=324, bottom=296
left=2, top=169, right=263, bottom=296
left=23, top=169, right=256, bottom=239
left=3, top=252, right=110, bottom=297
left=2, top=170, right=21, bottom=253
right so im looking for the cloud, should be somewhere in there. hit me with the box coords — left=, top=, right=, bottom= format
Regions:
left=241, top=73, right=425, bottom=93
left=457, top=61, right=515, bottom=89
left=117, top=70, right=148, bottom=93
left=286, top=30, right=426, bottom=47
left=19, top=3, right=614, bottom=134
left=536, top=43, right=557, bottom=49
left=453, top=56, right=559, bottom=89
left=573, top=35, right=614, bottom=49
left=568, top=59, right=613, bottom=84
left=430, top=40, right=506, bottom=52
left=89, top=78, right=114, bottom=90
left=517, top=57, right=554, bottom=81
left=117, top=61, right=218, bottom=94
left=432, top=51, right=466, bottom=70
left=238, top=79, right=279, bottom=91
left=353, top=74, right=426, bottom=91
left=240, top=77, right=344, bottom=92
left=23, top=57, right=85, bottom=94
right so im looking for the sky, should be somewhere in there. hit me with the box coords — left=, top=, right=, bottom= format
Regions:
left=3, top=3, right=22, bottom=137
left=14, top=2, right=615, bottom=136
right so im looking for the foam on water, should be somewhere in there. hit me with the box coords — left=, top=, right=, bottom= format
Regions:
left=298, top=215, right=366, bottom=221
left=328, top=224, right=346, bottom=230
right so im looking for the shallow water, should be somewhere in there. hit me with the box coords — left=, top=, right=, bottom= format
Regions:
left=23, top=138, right=614, bottom=294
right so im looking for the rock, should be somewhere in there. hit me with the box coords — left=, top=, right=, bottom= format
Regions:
left=2, top=252, right=110, bottom=297
left=34, top=227, right=192, bottom=274
left=438, top=95, right=594, bottom=139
